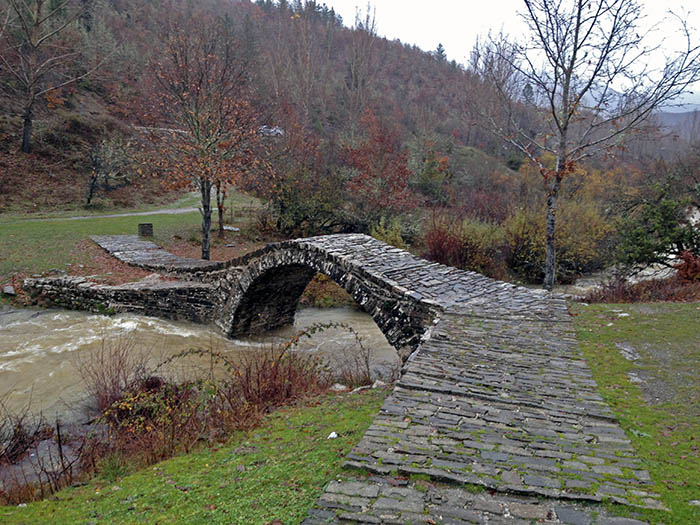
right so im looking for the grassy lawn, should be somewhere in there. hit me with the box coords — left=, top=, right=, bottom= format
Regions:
left=573, top=302, right=700, bottom=524
left=0, top=389, right=387, bottom=524
left=0, top=191, right=263, bottom=282
left=0, top=212, right=202, bottom=281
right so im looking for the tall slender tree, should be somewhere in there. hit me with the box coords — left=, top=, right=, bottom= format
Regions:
left=472, top=0, right=700, bottom=289
left=434, top=43, right=447, bottom=61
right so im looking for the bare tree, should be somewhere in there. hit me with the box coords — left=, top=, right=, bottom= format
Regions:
left=0, top=0, right=107, bottom=153
left=345, top=4, right=377, bottom=132
left=471, top=0, right=700, bottom=289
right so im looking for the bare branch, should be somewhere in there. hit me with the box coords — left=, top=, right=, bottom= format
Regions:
left=469, top=0, right=700, bottom=289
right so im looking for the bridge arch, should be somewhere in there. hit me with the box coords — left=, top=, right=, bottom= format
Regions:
left=214, top=237, right=439, bottom=360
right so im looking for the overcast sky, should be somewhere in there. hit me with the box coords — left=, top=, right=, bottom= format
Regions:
left=321, top=0, right=700, bottom=109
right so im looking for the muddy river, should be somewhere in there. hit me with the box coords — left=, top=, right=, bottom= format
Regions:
left=0, top=307, right=398, bottom=420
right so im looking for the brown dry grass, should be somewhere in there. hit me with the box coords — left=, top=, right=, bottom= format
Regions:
left=67, top=240, right=155, bottom=285
left=164, top=236, right=267, bottom=262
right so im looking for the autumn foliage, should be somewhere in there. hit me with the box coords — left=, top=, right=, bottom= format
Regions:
left=345, top=111, right=418, bottom=225
left=676, top=251, right=700, bottom=281
left=144, top=6, right=262, bottom=258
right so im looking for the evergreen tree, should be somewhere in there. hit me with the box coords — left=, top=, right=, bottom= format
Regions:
left=434, top=43, right=446, bottom=61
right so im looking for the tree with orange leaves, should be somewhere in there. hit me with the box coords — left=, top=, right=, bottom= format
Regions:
left=147, top=7, right=261, bottom=260
left=345, top=110, right=418, bottom=228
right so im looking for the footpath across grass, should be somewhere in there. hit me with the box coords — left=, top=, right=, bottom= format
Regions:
left=0, top=389, right=387, bottom=525
left=573, top=302, right=700, bottom=524
left=1, top=190, right=261, bottom=220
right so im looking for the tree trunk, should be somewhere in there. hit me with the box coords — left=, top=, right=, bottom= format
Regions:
left=86, top=174, right=98, bottom=206
left=543, top=175, right=561, bottom=291
left=200, top=178, right=212, bottom=260
left=21, top=101, right=34, bottom=154
left=216, top=182, right=226, bottom=237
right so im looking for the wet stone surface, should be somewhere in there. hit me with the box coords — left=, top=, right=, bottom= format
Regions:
left=303, top=477, right=651, bottom=524
left=22, top=234, right=661, bottom=523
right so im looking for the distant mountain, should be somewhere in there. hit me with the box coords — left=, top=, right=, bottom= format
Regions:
left=661, top=103, right=700, bottom=114
left=656, top=109, right=700, bottom=142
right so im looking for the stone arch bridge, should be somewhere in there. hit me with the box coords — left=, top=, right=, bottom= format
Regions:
left=26, top=233, right=560, bottom=360
left=25, top=234, right=662, bottom=522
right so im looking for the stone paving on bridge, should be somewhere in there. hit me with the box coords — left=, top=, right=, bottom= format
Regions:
left=25, top=234, right=661, bottom=523
left=91, top=235, right=224, bottom=273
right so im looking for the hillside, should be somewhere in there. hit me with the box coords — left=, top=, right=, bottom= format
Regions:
left=0, top=0, right=528, bottom=216
left=1, top=0, right=698, bottom=287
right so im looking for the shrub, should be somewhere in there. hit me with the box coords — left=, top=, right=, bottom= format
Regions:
left=582, top=275, right=700, bottom=303
left=676, top=251, right=700, bottom=281
left=614, top=195, right=700, bottom=272
left=0, top=412, right=82, bottom=505
left=86, top=136, right=136, bottom=206
left=299, top=274, right=354, bottom=308
left=370, top=217, right=407, bottom=249
left=0, top=402, right=52, bottom=465
left=503, top=202, right=613, bottom=284
left=260, top=167, right=348, bottom=237
left=556, top=201, right=614, bottom=281
left=75, top=336, right=149, bottom=414
left=503, top=208, right=544, bottom=282
left=422, top=213, right=507, bottom=279
left=101, top=378, right=222, bottom=463
left=423, top=214, right=460, bottom=266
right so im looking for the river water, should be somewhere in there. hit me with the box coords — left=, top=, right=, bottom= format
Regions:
left=0, top=307, right=398, bottom=420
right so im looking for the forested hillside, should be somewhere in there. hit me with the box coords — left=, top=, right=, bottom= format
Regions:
left=1, top=0, right=698, bottom=285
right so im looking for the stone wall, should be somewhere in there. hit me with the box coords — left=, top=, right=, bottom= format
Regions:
left=26, top=275, right=217, bottom=324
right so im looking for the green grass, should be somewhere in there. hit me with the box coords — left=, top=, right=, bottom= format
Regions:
left=0, top=212, right=202, bottom=281
left=0, top=389, right=387, bottom=524
left=573, top=302, right=700, bottom=524
left=0, top=190, right=262, bottom=281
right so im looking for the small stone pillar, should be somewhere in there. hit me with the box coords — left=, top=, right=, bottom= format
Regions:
left=138, top=223, right=153, bottom=237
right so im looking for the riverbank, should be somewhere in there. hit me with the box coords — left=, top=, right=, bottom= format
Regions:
left=0, top=388, right=388, bottom=524
left=0, top=306, right=399, bottom=419
left=2, top=302, right=698, bottom=522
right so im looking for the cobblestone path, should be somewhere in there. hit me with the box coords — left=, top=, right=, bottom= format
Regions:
left=293, top=239, right=662, bottom=523
left=91, top=235, right=224, bottom=272
left=306, top=313, right=661, bottom=523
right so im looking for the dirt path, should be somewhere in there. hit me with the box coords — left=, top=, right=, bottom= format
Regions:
left=16, top=207, right=199, bottom=222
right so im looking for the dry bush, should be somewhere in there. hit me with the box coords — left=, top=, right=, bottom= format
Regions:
left=0, top=401, right=51, bottom=465
left=230, top=346, right=330, bottom=408
left=0, top=402, right=84, bottom=505
left=504, top=202, right=613, bottom=284
left=676, top=251, right=700, bottom=281
left=422, top=212, right=507, bottom=279
left=332, top=328, right=374, bottom=388
left=582, top=276, right=700, bottom=303
left=97, top=378, right=224, bottom=465
left=75, top=336, right=150, bottom=413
